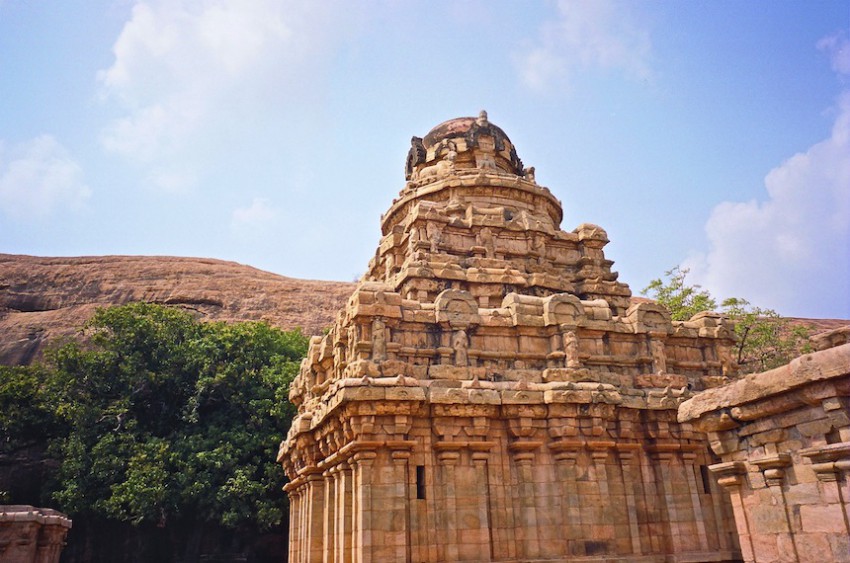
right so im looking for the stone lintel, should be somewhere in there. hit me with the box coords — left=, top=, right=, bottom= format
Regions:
left=751, top=453, right=792, bottom=486
left=708, top=461, right=748, bottom=488
left=507, top=440, right=543, bottom=453
left=645, top=441, right=699, bottom=455
left=678, top=343, right=850, bottom=424
left=800, top=442, right=850, bottom=481
left=799, top=441, right=850, bottom=463
left=548, top=439, right=584, bottom=453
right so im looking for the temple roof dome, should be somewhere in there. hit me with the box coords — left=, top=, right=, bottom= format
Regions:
left=405, top=110, right=525, bottom=180
left=422, top=113, right=512, bottom=148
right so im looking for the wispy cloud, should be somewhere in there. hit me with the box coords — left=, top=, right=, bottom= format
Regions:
left=686, top=39, right=850, bottom=318
left=817, top=30, right=850, bottom=76
left=514, top=0, right=651, bottom=92
left=230, top=197, right=278, bottom=240
left=0, top=135, right=91, bottom=220
left=97, top=0, right=349, bottom=192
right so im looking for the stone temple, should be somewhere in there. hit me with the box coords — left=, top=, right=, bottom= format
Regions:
left=277, top=112, right=743, bottom=562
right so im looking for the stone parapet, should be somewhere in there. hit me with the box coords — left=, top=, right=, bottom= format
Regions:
left=679, top=342, right=850, bottom=563
left=0, top=506, right=71, bottom=563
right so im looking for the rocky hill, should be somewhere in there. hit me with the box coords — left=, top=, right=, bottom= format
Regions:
left=0, top=254, right=355, bottom=365
left=2, top=253, right=847, bottom=366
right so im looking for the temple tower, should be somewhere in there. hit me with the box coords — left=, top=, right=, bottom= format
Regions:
left=278, top=112, right=742, bottom=562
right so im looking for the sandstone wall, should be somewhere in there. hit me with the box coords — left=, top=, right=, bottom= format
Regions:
left=679, top=340, right=850, bottom=562
left=0, top=506, right=71, bottom=563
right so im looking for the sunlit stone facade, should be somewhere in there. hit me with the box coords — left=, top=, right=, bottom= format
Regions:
left=278, top=112, right=741, bottom=562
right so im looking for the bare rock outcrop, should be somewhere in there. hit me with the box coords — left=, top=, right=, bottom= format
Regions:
left=0, top=254, right=355, bottom=365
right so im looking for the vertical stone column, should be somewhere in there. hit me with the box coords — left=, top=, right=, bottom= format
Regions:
left=710, top=461, right=755, bottom=563
left=587, top=442, right=616, bottom=554
left=351, top=450, right=376, bottom=563
left=750, top=453, right=800, bottom=561
left=801, top=443, right=850, bottom=541
left=334, top=462, right=353, bottom=563
left=647, top=449, right=681, bottom=554
left=550, top=444, right=581, bottom=556
left=323, top=467, right=337, bottom=563
left=458, top=448, right=493, bottom=561
left=509, top=443, right=542, bottom=560
left=681, top=450, right=710, bottom=552
left=305, top=471, right=327, bottom=563
left=285, top=486, right=299, bottom=563
left=380, top=447, right=412, bottom=561
left=435, top=447, right=461, bottom=562
left=617, top=446, right=644, bottom=555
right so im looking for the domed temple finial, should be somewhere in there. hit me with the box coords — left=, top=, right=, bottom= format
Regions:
left=477, top=110, right=488, bottom=125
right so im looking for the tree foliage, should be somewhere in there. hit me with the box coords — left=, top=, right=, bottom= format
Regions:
left=640, top=266, right=717, bottom=321
left=1, top=303, right=307, bottom=534
left=642, top=267, right=810, bottom=373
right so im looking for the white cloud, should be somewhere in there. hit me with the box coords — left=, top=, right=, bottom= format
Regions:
left=0, top=135, right=91, bottom=220
left=230, top=197, right=278, bottom=239
left=686, top=91, right=850, bottom=318
left=514, top=0, right=651, bottom=92
left=817, top=31, right=850, bottom=76
left=97, top=0, right=349, bottom=191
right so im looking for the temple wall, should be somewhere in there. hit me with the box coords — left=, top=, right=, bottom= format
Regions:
left=679, top=340, right=850, bottom=563
left=0, top=506, right=71, bottom=563
left=284, top=386, right=741, bottom=562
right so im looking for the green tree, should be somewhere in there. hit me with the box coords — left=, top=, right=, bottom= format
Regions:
left=641, top=266, right=717, bottom=321
left=45, top=303, right=308, bottom=532
left=719, top=297, right=811, bottom=372
left=0, top=364, right=60, bottom=456
left=642, top=268, right=810, bottom=373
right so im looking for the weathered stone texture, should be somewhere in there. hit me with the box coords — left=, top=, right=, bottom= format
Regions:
left=680, top=341, right=850, bottom=563
left=0, top=254, right=354, bottom=365
left=279, top=112, right=742, bottom=562
left=0, top=506, right=71, bottom=563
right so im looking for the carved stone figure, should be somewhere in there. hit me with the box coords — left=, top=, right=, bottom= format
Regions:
left=372, top=318, right=387, bottom=362
left=426, top=221, right=442, bottom=253
left=651, top=339, right=667, bottom=374
left=452, top=329, right=468, bottom=367
left=477, top=227, right=495, bottom=258
left=563, top=329, right=581, bottom=368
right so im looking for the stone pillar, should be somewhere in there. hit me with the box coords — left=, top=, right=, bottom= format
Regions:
left=377, top=447, right=411, bottom=561
left=435, top=447, right=461, bottom=562
left=473, top=450, right=494, bottom=555
left=709, top=461, right=754, bottom=563
left=287, top=488, right=300, bottom=563
left=750, top=453, right=800, bottom=561
left=682, top=450, right=710, bottom=552
left=509, top=442, right=542, bottom=560
left=351, top=450, right=376, bottom=563
left=0, top=506, right=72, bottom=563
left=550, top=443, right=581, bottom=556
left=587, top=442, right=616, bottom=555
left=305, top=471, right=327, bottom=563
left=322, top=467, right=336, bottom=563
left=617, top=446, right=644, bottom=556
left=333, top=462, right=353, bottom=563
left=648, top=449, right=682, bottom=554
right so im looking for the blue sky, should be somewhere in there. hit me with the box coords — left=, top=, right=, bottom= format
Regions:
left=1, top=1, right=848, bottom=319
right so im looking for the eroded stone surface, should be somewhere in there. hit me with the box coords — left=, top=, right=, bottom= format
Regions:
left=0, top=506, right=71, bottom=563
left=278, top=113, right=742, bottom=562
left=0, top=254, right=354, bottom=365
left=680, top=342, right=850, bottom=563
